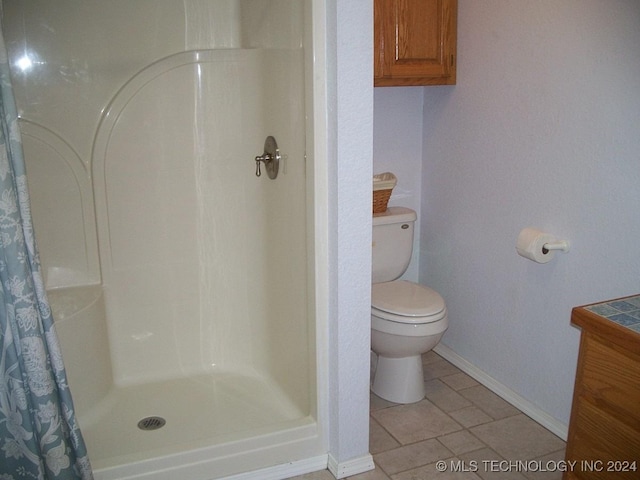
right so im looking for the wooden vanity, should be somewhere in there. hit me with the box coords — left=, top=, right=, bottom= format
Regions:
left=564, top=295, right=640, bottom=480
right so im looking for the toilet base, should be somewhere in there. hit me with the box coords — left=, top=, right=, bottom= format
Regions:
left=371, top=354, right=425, bottom=404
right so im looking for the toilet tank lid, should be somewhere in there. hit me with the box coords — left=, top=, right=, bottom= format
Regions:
left=373, top=207, right=416, bottom=226
left=372, top=280, right=445, bottom=317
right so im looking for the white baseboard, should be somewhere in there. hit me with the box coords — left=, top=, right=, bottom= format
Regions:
left=327, top=453, right=375, bottom=479
left=433, top=344, right=568, bottom=441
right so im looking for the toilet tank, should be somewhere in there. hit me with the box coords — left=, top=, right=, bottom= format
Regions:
left=372, top=207, right=417, bottom=284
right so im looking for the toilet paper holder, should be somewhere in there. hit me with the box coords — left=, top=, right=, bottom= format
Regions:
left=516, top=228, right=570, bottom=264
left=541, top=240, right=570, bottom=254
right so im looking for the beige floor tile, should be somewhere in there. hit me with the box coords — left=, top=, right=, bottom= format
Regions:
left=522, top=450, right=566, bottom=480
left=423, top=359, right=462, bottom=381
left=371, top=393, right=398, bottom=412
left=371, top=399, right=462, bottom=444
left=370, top=417, right=401, bottom=454
left=391, top=459, right=483, bottom=480
left=424, top=379, right=473, bottom=412
left=438, top=430, right=486, bottom=455
left=422, top=351, right=443, bottom=365
left=458, top=385, right=521, bottom=420
left=374, top=438, right=453, bottom=475
left=458, top=447, right=529, bottom=480
left=448, top=406, right=494, bottom=428
left=470, top=415, right=565, bottom=461
left=440, top=372, right=480, bottom=391
left=352, top=354, right=567, bottom=480
left=347, top=466, right=392, bottom=480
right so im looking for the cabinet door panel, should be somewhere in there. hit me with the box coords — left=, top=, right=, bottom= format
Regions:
left=375, top=0, right=456, bottom=86
left=396, top=0, right=440, bottom=64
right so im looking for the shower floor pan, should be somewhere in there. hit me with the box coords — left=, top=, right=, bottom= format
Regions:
left=80, top=371, right=310, bottom=474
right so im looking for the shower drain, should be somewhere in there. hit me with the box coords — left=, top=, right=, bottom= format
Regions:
left=137, top=416, right=166, bottom=431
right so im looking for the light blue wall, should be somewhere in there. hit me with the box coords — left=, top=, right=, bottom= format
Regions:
left=374, top=0, right=640, bottom=429
left=373, top=87, right=424, bottom=281
left=329, top=0, right=374, bottom=470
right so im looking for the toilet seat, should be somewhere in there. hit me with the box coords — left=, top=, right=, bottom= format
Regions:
left=372, top=280, right=446, bottom=324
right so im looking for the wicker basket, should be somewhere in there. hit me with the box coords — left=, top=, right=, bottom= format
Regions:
left=373, top=172, right=397, bottom=213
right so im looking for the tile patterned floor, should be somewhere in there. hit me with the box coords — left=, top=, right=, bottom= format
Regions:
left=290, top=352, right=566, bottom=480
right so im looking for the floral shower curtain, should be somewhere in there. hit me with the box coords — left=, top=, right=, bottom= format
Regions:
left=0, top=24, right=93, bottom=480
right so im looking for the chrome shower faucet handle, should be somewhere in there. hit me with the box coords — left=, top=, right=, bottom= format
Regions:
left=253, top=136, right=280, bottom=179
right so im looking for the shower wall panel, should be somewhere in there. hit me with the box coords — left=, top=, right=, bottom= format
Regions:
left=5, top=0, right=310, bottom=411
left=94, top=51, right=269, bottom=384
left=4, top=0, right=187, bottom=288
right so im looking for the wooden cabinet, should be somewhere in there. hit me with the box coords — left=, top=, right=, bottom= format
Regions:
left=564, top=296, right=640, bottom=480
left=374, top=0, right=457, bottom=86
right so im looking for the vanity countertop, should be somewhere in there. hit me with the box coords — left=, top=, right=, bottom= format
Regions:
left=571, top=294, right=640, bottom=351
left=564, top=294, right=640, bottom=480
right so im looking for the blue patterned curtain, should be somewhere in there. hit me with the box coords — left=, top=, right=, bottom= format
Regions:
left=0, top=24, right=93, bottom=480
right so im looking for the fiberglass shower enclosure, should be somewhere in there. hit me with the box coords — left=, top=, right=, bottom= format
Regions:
left=3, top=1, right=321, bottom=478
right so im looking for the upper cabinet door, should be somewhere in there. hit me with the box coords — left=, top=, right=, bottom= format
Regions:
left=375, top=0, right=457, bottom=86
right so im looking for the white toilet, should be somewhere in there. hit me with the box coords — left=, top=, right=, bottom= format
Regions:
left=371, top=206, right=448, bottom=404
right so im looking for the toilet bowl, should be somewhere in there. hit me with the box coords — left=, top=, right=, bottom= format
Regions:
left=371, top=281, right=448, bottom=404
left=371, top=207, right=449, bottom=404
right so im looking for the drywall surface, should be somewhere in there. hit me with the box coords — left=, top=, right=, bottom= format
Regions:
left=420, top=0, right=640, bottom=427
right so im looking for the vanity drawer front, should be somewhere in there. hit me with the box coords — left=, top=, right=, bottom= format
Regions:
left=569, top=399, right=640, bottom=480
left=580, top=332, right=640, bottom=430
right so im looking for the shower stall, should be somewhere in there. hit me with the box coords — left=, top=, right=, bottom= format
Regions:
left=2, top=1, right=326, bottom=478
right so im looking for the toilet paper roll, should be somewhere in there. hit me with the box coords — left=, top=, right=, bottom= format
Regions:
left=516, top=228, right=556, bottom=264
